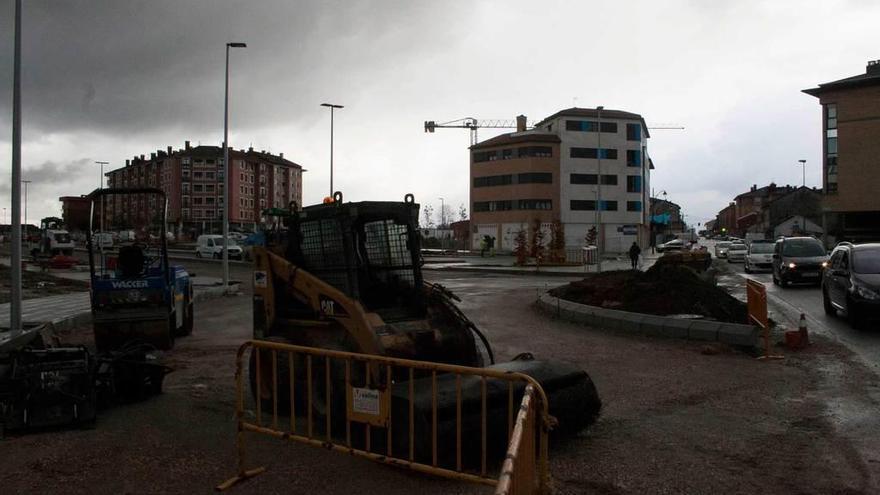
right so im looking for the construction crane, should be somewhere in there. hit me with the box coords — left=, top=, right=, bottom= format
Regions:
left=424, top=118, right=524, bottom=146
left=425, top=116, right=683, bottom=146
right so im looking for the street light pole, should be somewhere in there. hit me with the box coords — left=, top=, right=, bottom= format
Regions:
left=438, top=197, right=445, bottom=227
left=798, top=159, right=806, bottom=188
left=321, top=103, right=344, bottom=197
left=22, top=180, right=31, bottom=237
left=223, top=42, right=247, bottom=291
left=10, top=0, right=23, bottom=336
left=596, top=106, right=604, bottom=271
left=95, top=161, right=108, bottom=232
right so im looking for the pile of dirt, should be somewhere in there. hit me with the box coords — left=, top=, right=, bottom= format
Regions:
left=548, top=264, right=748, bottom=323
left=0, top=264, right=89, bottom=303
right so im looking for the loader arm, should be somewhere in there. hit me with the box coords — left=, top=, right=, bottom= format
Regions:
left=253, top=246, right=385, bottom=357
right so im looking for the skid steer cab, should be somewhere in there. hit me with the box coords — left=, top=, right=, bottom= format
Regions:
left=87, top=188, right=194, bottom=351
left=250, top=192, right=601, bottom=456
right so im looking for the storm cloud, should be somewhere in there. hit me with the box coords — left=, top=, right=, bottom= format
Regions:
left=2, top=0, right=879, bottom=225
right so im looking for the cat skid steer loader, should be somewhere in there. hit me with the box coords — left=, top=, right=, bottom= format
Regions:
left=250, top=193, right=600, bottom=465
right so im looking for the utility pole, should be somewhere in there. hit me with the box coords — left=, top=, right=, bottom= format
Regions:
left=96, top=161, right=108, bottom=232
left=438, top=197, right=445, bottom=227
left=9, top=0, right=22, bottom=336
left=321, top=103, right=344, bottom=197
left=798, top=159, right=806, bottom=187
left=22, top=180, right=31, bottom=238
left=223, top=41, right=247, bottom=291
left=596, top=106, right=604, bottom=272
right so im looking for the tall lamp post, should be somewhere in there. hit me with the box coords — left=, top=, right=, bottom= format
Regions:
left=223, top=42, right=247, bottom=291
left=22, top=180, right=31, bottom=238
left=438, top=197, right=445, bottom=227
left=10, top=0, right=23, bottom=336
left=95, top=161, right=108, bottom=232
left=321, top=103, right=344, bottom=197
left=595, top=106, right=604, bottom=271
left=797, top=159, right=807, bottom=187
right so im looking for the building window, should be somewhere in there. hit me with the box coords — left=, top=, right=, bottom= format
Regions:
left=517, top=146, right=553, bottom=158
left=570, top=173, right=597, bottom=185
left=193, top=171, right=203, bottom=180
left=205, top=184, right=215, bottom=192
left=626, top=149, right=642, bottom=167
left=517, top=172, right=552, bottom=184
left=627, top=123, right=641, bottom=141
left=182, top=196, right=190, bottom=207
left=182, top=157, right=191, bottom=165
left=206, top=172, right=215, bottom=180
left=206, top=159, right=215, bottom=165
left=182, top=170, right=191, bottom=180
left=473, top=151, right=498, bottom=163
left=825, top=103, right=838, bottom=194
left=565, top=120, right=617, bottom=133
left=627, top=201, right=642, bottom=212
left=570, top=200, right=596, bottom=211
left=205, top=197, right=215, bottom=204
left=626, top=175, right=642, bottom=193
left=474, top=175, right=512, bottom=187
left=193, top=197, right=203, bottom=205
left=193, top=184, right=203, bottom=192
left=182, top=183, right=190, bottom=194
left=502, top=148, right=513, bottom=160
left=182, top=208, right=190, bottom=220
left=599, top=200, right=618, bottom=211
left=516, top=199, right=552, bottom=210
left=473, top=200, right=513, bottom=212
left=571, top=147, right=617, bottom=159
left=601, top=175, right=617, bottom=185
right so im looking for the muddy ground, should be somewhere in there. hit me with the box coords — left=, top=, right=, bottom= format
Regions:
left=549, top=264, right=748, bottom=323
left=0, top=263, right=89, bottom=304
left=1, top=272, right=878, bottom=494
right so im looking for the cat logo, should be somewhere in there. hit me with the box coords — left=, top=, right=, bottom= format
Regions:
left=318, top=295, right=349, bottom=318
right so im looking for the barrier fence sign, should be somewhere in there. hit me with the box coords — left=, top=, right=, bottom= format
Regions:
left=746, top=279, right=783, bottom=360
left=347, top=385, right=390, bottom=426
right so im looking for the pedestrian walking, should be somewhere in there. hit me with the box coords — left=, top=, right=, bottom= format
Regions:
left=628, top=241, right=642, bottom=270
left=479, top=235, right=488, bottom=257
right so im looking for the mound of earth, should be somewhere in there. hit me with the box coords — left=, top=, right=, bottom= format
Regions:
left=0, top=264, right=89, bottom=304
left=548, top=264, right=747, bottom=324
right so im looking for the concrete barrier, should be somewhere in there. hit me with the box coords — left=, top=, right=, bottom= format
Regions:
left=536, top=293, right=759, bottom=348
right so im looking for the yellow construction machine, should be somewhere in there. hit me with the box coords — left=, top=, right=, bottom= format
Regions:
left=250, top=193, right=600, bottom=465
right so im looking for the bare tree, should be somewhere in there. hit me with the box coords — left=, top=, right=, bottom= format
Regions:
left=422, top=204, right=435, bottom=228
left=458, top=203, right=468, bottom=221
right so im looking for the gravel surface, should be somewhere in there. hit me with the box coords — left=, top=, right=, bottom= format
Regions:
left=1, top=271, right=877, bottom=494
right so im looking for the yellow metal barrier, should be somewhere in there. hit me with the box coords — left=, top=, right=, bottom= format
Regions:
left=216, top=339, right=551, bottom=493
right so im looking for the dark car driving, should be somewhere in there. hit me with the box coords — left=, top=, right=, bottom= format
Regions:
left=822, top=242, right=880, bottom=329
left=772, top=237, right=829, bottom=287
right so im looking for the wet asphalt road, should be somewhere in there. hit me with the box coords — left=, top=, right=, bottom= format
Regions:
left=705, top=240, right=880, bottom=374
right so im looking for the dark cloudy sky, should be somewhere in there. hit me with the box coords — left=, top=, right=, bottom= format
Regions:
left=2, top=0, right=878, bottom=226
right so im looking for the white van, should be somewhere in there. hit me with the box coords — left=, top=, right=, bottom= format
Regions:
left=195, top=234, right=243, bottom=260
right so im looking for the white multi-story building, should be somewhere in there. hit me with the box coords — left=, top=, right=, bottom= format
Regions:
left=470, top=107, right=652, bottom=254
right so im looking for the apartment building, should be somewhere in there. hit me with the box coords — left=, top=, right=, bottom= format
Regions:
left=469, top=108, right=652, bottom=253
left=104, top=141, right=302, bottom=235
left=804, top=60, right=880, bottom=244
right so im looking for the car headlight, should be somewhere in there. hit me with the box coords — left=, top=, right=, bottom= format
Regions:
left=821, top=261, right=829, bottom=268
left=855, top=285, right=880, bottom=300
left=787, top=262, right=796, bottom=269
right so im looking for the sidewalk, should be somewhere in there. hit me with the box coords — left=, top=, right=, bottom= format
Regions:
left=422, top=251, right=662, bottom=276
left=0, top=275, right=240, bottom=347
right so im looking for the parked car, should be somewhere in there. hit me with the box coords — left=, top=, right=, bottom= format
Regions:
left=195, top=234, right=243, bottom=260
left=726, top=242, right=747, bottom=263
left=714, top=241, right=732, bottom=258
left=657, top=239, right=686, bottom=252
left=822, top=242, right=880, bottom=329
left=744, top=240, right=775, bottom=273
left=772, top=236, right=829, bottom=287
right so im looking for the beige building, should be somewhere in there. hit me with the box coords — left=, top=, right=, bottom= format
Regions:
left=804, top=60, right=880, bottom=244
left=469, top=108, right=652, bottom=253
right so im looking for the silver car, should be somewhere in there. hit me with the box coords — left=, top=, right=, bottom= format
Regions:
left=714, top=241, right=732, bottom=258
left=745, top=241, right=775, bottom=273
left=727, top=243, right=748, bottom=263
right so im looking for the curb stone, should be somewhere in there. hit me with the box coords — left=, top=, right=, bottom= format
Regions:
left=536, top=293, right=759, bottom=347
